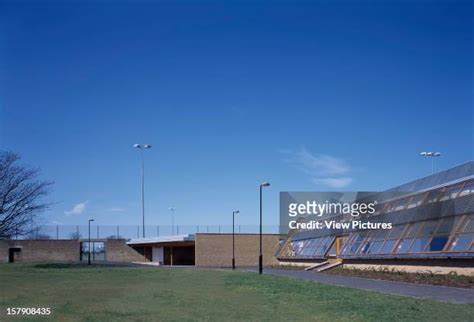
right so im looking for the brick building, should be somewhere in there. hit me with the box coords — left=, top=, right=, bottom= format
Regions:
left=0, top=233, right=283, bottom=268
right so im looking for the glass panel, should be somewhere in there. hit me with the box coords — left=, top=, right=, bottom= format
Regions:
left=458, top=180, right=474, bottom=197
left=436, top=217, right=457, bottom=235
left=426, top=236, right=448, bottom=251
left=371, top=202, right=384, bottom=216
left=367, top=241, right=383, bottom=254
left=439, top=184, right=462, bottom=202
left=304, top=239, right=320, bottom=256
left=409, top=237, right=430, bottom=252
left=93, top=242, right=105, bottom=261
left=404, top=223, right=422, bottom=238
left=419, top=221, right=440, bottom=236
left=314, top=237, right=331, bottom=256
left=386, top=200, right=401, bottom=213
left=81, top=242, right=90, bottom=252
left=463, top=216, right=474, bottom=233
left=359, top=239, right=373, bottom=254
left=378, top=240, right=397, bottom=253
left=425, top=189, right=442, bottom=204
left=406, top=193, right=426, bottom=209
left=294, top=240, right=306, bottom=256
left=450, top=233, right=473, bottom=251
left=395, top=239, right=413, bottom=253
left=311, top=238, right=322, bottom=248
left=81, top=242, right=90, bottom=261
left=81, top=242, right=105, bottom=261
left=371, top=229, right=387, bottom=241
left=394, top=198, right=409, bottom=211
left=388, top=225, right=406, bottom=239
left=350, top=242, right=361, bottom=254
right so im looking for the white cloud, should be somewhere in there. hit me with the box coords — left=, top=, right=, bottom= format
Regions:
left=312, top=177, right=353, bottom=188
left=106, top=207, right=125, bottom=212
left=64, top=201, right=89, bottom=216
left=281, top=147, right=353, bottom=188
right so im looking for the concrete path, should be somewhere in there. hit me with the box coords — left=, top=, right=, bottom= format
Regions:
left=259, top=268, right=474, bottom=304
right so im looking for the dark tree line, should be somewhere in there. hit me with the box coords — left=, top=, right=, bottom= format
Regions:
left=0, top=151, right=52, bottom=239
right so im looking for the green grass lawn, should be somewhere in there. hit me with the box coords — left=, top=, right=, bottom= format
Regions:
left=0, top=263, right=472, bottom=322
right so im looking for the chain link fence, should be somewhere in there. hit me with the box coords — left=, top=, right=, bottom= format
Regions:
left=18, top=225, right=281, bottom=240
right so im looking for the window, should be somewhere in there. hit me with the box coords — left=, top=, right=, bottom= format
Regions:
left=292, top=240, right=307, bottom=256
left=425, top=189, right=442, bottom=204
left=419, top=221, right=440, bottom=236
left=458, top=180, right=474, bottom=198
left=438, top=185, right=462, bottom=202
left=450, top=233, right=473, bottom=252
left=404, top=223, right=422, bottom=238
left=315, top=236, right=335, bottom=256
left=408, top=237, right=430, bottom=252
left=386, top=200, right=402, bottom=213
left=300, top=238, right=321, bottom=256
left=436, top=217, right=458, bottom=235
left=406, top=193, right=426, bottom=209
left=462, top=216, right=474, bottom=233
left=341, top=233, right=367, bottom=255
left=394, top=198, right=409, bottom=211
left=81, top=241, right=105, bottom=261
left=359, top=238, right=373, bottom=254
left=367, top=240, right=383, bottom=254
left=395, top=239, right=413, bottom=253
left=379, top=240, right=397, bottom=253
left=426, top=236, right=449, bottom=251
left=387, top=224, right=406, bottom=239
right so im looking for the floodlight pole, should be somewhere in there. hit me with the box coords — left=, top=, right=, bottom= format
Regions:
left=232, top=210, right=239, bottom=270
left=134, top=144, right=152, bottom=238
left=259, top=182, right=270, bottom=274
left=88, top=219, right=94, bottom=265
left=169, top=207, right=176, bottom=236
left=420, top=152, right=441, bottom=175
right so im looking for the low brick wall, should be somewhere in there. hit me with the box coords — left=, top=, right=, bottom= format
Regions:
left=342, top=258, right=474, bottom=276
left=0, top=239, right=145, bottom=263
left=195, top=233, right=283, bottom=267
left=0, top=240, right=80, bottom=263
left=0, top=240, right=11, bottom=263
left=105, top=239, right=145, bottom=262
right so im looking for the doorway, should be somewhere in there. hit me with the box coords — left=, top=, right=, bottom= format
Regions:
left=327, top=236, right=348, bottom=258
left=8, top=247, right=21, bottom=263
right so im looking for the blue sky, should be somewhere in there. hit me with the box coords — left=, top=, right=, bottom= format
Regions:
left=0, top=0, right=472, bottom=228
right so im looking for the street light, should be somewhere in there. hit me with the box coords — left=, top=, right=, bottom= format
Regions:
left=259, top=182, right=270, bottom=274
left=420, top=151, right=441, bottom=175
left=232, top=210, right=240, bottom=270
left=169, top=207, right=176, bottom=235
left=133, top=144, right=152, bottom=238
left=88, top=219, right=94, bottom=265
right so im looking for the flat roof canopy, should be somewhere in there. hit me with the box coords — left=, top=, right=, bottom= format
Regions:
left=127, top=234, right=195, bottom=245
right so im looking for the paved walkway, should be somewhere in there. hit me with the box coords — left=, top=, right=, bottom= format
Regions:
left=259, top=268, right=474, bottom=304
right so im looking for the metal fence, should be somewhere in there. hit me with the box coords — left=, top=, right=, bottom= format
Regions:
left=19, top=225, right=282, bottom=240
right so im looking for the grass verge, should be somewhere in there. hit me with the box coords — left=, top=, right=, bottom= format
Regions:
left=0, top=263, right=472, bottom=321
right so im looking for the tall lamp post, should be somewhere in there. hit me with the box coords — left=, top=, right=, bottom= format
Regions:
left=259, top=182, right=270, bottom=274
left=232, top=210, right=240, bottom=270
left=133, top=144, right=152, bottom=238
left=420, top=151, right=441, bottom=174
left=169, top=207, right=176, bottom=235
left=88, top=219, right=94, bottom=265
